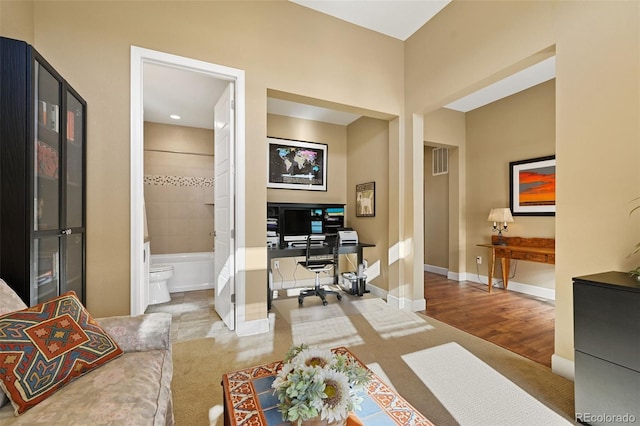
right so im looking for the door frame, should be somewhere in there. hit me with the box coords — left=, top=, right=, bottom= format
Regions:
left=129, top=46, right=246, bottom=330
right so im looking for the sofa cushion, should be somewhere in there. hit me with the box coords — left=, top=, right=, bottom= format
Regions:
left=0, top=349, right=173, bottom=425
left=0, top=279, right=28, bottom=409
left=0, top=291, right=124, bottom=415
left=0, top=279, right=27, bottom=316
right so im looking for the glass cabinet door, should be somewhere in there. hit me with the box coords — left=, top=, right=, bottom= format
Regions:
left=66, top=91, right=84, bottom=229
left=64, top=233, right=84, bottom=297
left=34, top=236, right=60, bottom=304
left=34, top=61, right=61, bottom=232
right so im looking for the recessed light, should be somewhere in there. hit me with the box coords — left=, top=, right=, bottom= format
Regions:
left=169, top=114, right=181, bottom=120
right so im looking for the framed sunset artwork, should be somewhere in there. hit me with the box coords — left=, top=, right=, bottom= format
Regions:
left=509, top=155, right=556, bottom=216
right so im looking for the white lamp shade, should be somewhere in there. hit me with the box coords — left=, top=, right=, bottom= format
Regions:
left=487, top=208, right=514, bottom=223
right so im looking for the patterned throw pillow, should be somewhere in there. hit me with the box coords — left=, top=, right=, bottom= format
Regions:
left=0, top=291, right=124, bottom=415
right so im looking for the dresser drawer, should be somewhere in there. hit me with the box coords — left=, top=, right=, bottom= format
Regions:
left=574, top=351, right=640, bottom=425
left=574, top=280, right=640, bottom=371
left=524, top=252, right=548, bottom=263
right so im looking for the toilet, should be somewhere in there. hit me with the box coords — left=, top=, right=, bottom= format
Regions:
left=149, top=264, right=173, bottom=305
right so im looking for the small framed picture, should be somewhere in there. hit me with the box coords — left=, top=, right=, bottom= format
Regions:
left=356, top=182, right=375, bottom=217
left=509, top=155, right=556, bottom=216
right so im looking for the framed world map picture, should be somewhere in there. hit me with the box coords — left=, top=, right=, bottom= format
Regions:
left=267, top=137, right=327, bottom=191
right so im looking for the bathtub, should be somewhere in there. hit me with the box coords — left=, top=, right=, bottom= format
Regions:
left=150, top=252, right=215, bottom=293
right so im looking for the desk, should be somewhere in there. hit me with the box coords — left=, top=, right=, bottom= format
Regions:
left=221, top=347, right=434, bottom=426
left=267, top=241, right=374, bottom=309
left=477, top=236, right=555, bottom=293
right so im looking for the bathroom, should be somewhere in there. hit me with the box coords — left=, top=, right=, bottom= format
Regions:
left=144, top=120, right=215, bottom=304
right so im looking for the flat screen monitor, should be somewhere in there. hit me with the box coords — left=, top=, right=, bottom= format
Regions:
left=283, top=209, right=310, bottom=236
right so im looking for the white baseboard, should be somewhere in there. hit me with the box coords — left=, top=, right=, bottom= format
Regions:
left=387, top=293, right=427, bottom=311
left=465, top=274, right=556, bottom=300
left=448, top=271, right=464, bottom=281
left=551, top=354, right=575, bottom=381
left=424, top=264, right=448, bottom=276
left=365, top=283, right=386, bottom=299
left=169, top=283, right=214, bottom=293
left=235, top=316, right=271, bottom=336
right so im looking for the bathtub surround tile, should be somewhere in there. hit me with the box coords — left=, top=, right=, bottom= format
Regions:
left=144, top=175, right=214, bottom=188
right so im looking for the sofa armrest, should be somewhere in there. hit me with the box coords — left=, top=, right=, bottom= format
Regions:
left=96, top=312, right=172, bottom=353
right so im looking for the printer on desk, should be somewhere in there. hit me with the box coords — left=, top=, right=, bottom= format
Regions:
left=338, top=229, right=358, bottom=244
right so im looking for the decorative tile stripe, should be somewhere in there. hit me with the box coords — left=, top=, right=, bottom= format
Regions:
left=144, top=175, right=214, bottom=187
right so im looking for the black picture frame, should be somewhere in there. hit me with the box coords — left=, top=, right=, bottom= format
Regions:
left=267, top=137, right=327, bottom=191
left=509, top=155, right=556, bottom=216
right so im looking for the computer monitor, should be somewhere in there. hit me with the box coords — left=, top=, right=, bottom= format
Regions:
left=283, top=209, right=310, bottom=237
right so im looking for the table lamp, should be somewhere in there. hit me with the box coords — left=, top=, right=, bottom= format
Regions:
left=488, top=208, right=513, bottom=245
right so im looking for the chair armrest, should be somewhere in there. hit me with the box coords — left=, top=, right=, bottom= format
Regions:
left=96, top=312, right=172, bottom=353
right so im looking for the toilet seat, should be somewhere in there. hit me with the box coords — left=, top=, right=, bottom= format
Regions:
left=150, top=264, right=173, bottom=273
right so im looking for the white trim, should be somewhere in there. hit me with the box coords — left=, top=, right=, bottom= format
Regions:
left=130, top=47, right=247, bottom=334
left=130, top=47, right=146, bottom=316
left=387, top=293, right=427, bottom=311
left=424, top=264, right=448, bottom=276
left=448, top=271, right=464, bottom=281
left=465, top=273, right=556, bottom=300
left=169, top=283, right=214, bottom=293
left=236, top=317, right=271, bottom=336
left=551, top=354, right=574, bottom=381
left=363, top=282, right=387, bottom=300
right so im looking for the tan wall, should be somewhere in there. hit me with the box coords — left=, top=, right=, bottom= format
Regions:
left=423, top=147, right=449, bottom=269
left=424, top=108, right=466, bottom=274
left=143, top=122, right=214, bottom=255
left=467, top=80, right=556, bottom=288
left=405, top=1, right=640, bottom=366
left=0, top=1, right=34, bottom=44
left=347, top=117, right=389, bottom=290
left=3, top=1, right=404, bottom=318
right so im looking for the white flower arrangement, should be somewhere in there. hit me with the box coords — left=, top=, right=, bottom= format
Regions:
left=272, top=344, right=372, bottom=425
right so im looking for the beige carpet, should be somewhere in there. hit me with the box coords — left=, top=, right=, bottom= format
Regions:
left=171, top=293, right=574, bottom=426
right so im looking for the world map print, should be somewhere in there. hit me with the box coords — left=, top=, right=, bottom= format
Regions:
left=268, top=139, right=326, bottom=190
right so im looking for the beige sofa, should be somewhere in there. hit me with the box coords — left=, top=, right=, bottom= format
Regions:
left=0, top=279, right=174, bottom=425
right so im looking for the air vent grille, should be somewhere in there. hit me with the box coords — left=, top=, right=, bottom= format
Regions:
left=432, top=147, right=449, bottom=176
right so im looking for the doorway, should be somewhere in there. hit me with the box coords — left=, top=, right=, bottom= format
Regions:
left=130, top=47, right=246, bottom=332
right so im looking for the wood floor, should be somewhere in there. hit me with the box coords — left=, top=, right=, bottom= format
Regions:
left=419, top=272, right=555, bottom=367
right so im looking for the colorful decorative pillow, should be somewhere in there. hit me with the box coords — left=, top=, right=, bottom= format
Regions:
left=0, top=291, right=124, bottom=415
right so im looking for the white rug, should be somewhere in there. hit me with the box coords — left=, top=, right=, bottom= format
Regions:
left=402, top=342, right=572, bottom=426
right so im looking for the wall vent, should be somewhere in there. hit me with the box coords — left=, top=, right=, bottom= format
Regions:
left=432, top=147, right=449, bottom=176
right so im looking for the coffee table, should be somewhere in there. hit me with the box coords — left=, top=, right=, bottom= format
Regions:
left=222, top=347, right=434, bottom=426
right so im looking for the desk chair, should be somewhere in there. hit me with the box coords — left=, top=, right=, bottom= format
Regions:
left=298, top=236, right=342, bottom=306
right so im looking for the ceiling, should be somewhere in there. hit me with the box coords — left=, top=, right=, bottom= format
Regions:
left=143, top=1, right=555, bottom=130
left=290, top=0, right=451, bottom=41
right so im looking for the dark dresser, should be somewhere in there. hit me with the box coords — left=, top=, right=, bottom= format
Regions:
left=573, top=272, right=640, bottom=425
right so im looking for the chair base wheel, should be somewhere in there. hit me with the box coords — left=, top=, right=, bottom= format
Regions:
left=322, top=300, right=328, bottom=306
left=298, top=298, right=303, bottom=305
left=337, top=294, right=342, bottom=301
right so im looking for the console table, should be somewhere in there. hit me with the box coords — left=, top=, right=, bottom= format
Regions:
left=222, top=347, right=434, bottom=426
left=477, top=236, right=555, bottom=293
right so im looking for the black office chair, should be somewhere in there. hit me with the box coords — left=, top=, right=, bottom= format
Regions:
left=298, top=236, right=342, bottom=306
